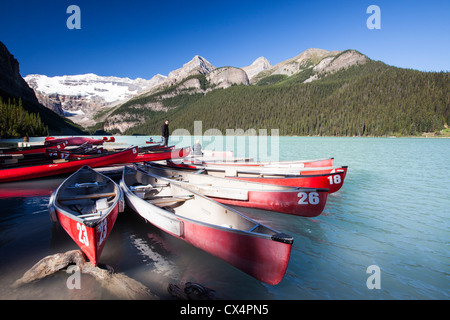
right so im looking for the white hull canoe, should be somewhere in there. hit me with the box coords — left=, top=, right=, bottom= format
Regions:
left=120, top=166, right=293, bottom=285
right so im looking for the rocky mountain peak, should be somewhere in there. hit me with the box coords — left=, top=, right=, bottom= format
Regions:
left=207, top=67, right=249, bottom=89
left=249, top=48, right=369, bottom=83
left=167, top=55, right=215, bottom=84
left=242, top=57, right=271, bottom=81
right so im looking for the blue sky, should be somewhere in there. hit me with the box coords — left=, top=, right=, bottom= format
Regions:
left=1, top=0, right=449, bottom=79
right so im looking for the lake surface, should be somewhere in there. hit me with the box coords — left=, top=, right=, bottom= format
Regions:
left=0, top=136, right=448, bottom=300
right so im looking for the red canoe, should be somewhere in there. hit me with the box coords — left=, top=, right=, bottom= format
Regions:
left=178, top=160, right=345, bottom=177
left=182, top=157, right=335, bottom=168
left=133, top=146, right=191, bottom=162
left=45, top=136, right=106, bottom=146
left=229, top=170, right=347, bottom=193
left=163, top=161, right=347, bottom=193
left=45, top=143, right=104, bottom=159
left=45, top=146, right=189, bottom=163
left=0, top=146, right=138, bottom=183
left=0, top=141, right=68, bottom=155
left=136, top=162, right=329, bottom=217
left=121, top=166, right=293, bottom=285
left=48, top=166, right=123, bottom=265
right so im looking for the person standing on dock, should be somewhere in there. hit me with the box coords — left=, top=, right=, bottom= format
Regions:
left=161, top=120, right=169, bottom=147
left=193, top=139, right=203, bottom=156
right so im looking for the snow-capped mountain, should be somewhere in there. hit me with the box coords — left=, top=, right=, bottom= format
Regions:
left=24, top=73, right=166, bottom=127
left=24, top=49, right=368, bottom=130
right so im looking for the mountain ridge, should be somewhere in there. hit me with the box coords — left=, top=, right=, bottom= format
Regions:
left=25, top=48, right=367, bottom=131
left=9, top=44, right=448, bottom=137
left=114, top=59, right=449, bottom=137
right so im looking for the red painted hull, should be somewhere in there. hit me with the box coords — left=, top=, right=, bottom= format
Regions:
left=230, top=168, right=347, bottom=193
left=133, top=146, right=191, bottom=162
left=45, top=136, right=105, bottom=146
left=180, top=220, right=292, bottom=285
left=121, top=167, right=293, bottom=285
left=55, top=202, right=119, bottom=265
left=0, top=147, right=138, bottom=183
left=0, top=141, right=68, bottom=155
left=211, top=188, right=328, bottom=217
left=162, top=161, right=347, bottom=193
left=49, top=166, right=122, bottom=265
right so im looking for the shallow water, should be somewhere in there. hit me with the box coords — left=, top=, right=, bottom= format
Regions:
left=0, top=136, right=448, bottom=300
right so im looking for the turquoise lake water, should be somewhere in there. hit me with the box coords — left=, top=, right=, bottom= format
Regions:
left=0, top=136, right=448, bottom=299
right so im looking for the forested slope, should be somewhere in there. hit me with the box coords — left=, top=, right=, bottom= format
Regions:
left=110, top=61, right=449, bottom=137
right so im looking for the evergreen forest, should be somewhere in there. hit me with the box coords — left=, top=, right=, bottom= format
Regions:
left=0, top=97, right=48, bottom=138
left=100, top=60, right=449, bottom=137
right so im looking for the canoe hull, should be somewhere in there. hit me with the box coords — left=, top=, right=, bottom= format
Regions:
left=153, top=161, right=347, bottom=193
left=0, top=146, right=138, bottom=183
left=0, top=141, right=68, bottom=155
left=182, top=220, right=292, bottom=285
left=211, top=188, right=328, bottom=217
left=55, top=203, right=119, bottom=265
left=48, top=166, right=123, bottom=265
left=120, top=168, right=293, bottom=285
left=134, top=146, right=191, bottom=162
left=230, top=170, right=346, bottom=193
left=45, top=136, right=105, bottom=146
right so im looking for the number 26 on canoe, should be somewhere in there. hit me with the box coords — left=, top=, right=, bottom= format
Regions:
left=297, top=192, right=320, bottom=205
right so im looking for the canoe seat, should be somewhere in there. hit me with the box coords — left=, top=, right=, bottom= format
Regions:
left=147, top=195, right=194, bottom=206
left=130, top=184, right=154, bottom=191
left=58, top=192, right=116, bottom=202
left=68, top=199, right=110, bottom=218
left=68, top=182, right=108, bottom=188
left=77, top=212, right=102, bottom=219
left=130, top=183, right=169, bottom=191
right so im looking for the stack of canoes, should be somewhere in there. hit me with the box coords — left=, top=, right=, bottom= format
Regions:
left=1, top=137, right=349, bottom=285
left=117, top=155, right=348, bottom=284
left=0, top=136, right=191, bottom=182
left=0, top=146, right=140, bottom=183
left=134, top=162, right=329, bottom=217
